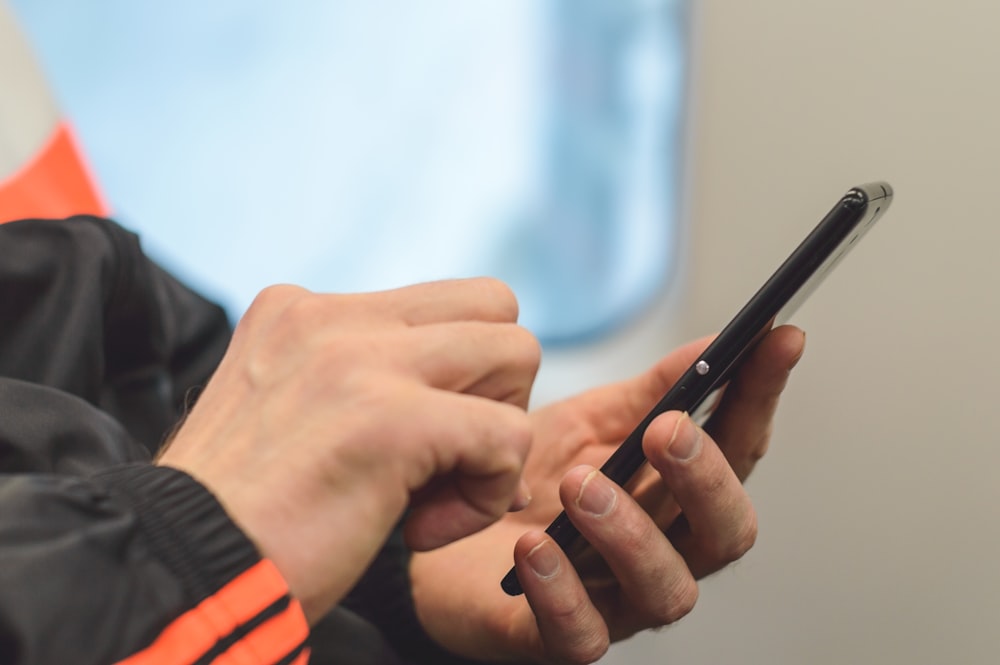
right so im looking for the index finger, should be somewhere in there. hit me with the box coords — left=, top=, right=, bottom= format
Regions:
left=352, top=277, right=522, bottom=326
left=644, top=411, right=757, bottom=579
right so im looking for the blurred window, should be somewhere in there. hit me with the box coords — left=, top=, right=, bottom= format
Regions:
left=10, top=0, right=688, bottom=345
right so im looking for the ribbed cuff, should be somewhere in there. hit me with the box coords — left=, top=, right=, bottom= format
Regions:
left=94, top=462, right=262, bottom=604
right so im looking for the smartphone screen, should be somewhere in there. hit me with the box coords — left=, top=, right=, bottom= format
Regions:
left=501, top=182, right=894, bottom=595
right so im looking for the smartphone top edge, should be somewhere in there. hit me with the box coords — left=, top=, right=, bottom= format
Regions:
left=849, top=181, right=893, bottom=205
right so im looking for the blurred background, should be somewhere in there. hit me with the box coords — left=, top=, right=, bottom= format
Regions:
left=4, top=0, right=688, bottom=345
left=4, top=1, right=1000, bottom=663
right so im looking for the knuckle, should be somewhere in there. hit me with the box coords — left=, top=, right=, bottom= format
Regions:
left=558, top=636, right=610, bottom=665
left=240, top=285, right=306, bottom=330
left=703, top=504, right=758, bottom=564
left=250, top=284, right=307, bottom=315
left=509, top=325, right=543, bottom=374
left=670, top=579, right=701, bottom=623
left=280, top=291, right=329, bottom=328
left=509, top=413, right=534, bottom=454
left=749, top=428, right=773, bottom=463
left=653, top=577, right=700, bottom=626
left=725, top=508, right=759, bottom=561
left=473, top=277, right=520, bottom=320
left=494, top=407, right=534, bottom=465
left=253, top=291, right=328, bottom=353
left=734, top=446, right=767, bottom=481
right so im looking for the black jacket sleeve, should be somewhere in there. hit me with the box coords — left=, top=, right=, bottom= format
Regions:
left=0, top=216, right=479, bottom=665
left=0, top=215, right=231, bottom=455
left=0, top=450, right=296, bottom=664
left=0, top=217, right=310, bottom=664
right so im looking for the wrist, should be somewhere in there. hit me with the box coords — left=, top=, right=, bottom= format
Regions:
left=157, top=451, right=408, bottom=624
left=95, top=463, right=262, bottom=593
left=94, top=463, right=311, bottom=660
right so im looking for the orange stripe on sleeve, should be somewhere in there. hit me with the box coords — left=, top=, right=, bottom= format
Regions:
left=115, top=559, right=308, bottom=665
left=0, top=121, right=109, bottom=224
left=208, top=600, right=310, bottom=665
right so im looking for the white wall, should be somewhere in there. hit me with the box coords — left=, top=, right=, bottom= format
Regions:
left=0, top=6, right=57, bottom=178
left=539, top=1, right=1000, bottom=663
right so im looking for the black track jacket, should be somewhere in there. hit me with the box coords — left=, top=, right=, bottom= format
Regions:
left=0, top=217, right=473, bottom=665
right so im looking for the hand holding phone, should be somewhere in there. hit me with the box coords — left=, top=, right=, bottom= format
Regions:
left=501, top=182, right=894, bottom=595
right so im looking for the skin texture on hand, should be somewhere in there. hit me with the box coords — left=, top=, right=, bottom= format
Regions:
left=157, top=278, right=542, bottom=623
left=409, top=325, right=806, bottom=664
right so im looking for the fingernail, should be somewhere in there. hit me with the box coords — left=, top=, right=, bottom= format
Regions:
left=527, top=541, right=561, bottom=579
left=576, top=469, right=617, bottom=518
left=509, top=480, right=532, bottom=512
left=667, top=413, right=702, bottom=462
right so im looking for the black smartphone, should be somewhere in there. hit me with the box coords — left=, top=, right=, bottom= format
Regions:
left=501, top=181, right=894, bottom=596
